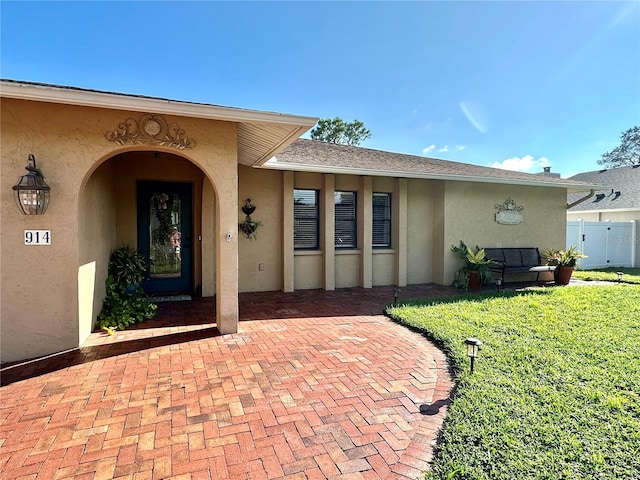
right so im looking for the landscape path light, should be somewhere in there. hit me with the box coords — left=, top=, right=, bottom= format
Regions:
left=617, top=271, right=624, bottom=283
left=465, top=337, right=483, bottom=374
left=393, top=287, right=401, bottom=306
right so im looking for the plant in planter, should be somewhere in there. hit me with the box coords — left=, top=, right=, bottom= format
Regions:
left=238, top=198, right=261, bottom=240
left=451, top=241, right=495, bottom=291
left=97, top=246, right=157, bottom=332
left=543, top=246, right=587, bottom=285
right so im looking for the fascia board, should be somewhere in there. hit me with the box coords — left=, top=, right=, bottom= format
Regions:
left=567, top=208, right=640, bottom=214
left=0, top=81, right=318, bottom=127
left=261, top=160, right=601, bottom=191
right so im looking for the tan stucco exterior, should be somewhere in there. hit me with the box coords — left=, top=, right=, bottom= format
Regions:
left=2, top=97, right=241, bottom=362
left=238, top=165, right=283, bottom=293
left=1, top=83, right=578, bottom=364
left=233, top=171, right=567, bottom=296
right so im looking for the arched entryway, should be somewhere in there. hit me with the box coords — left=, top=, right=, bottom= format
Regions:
left=77, top=148, right=219, bottom=343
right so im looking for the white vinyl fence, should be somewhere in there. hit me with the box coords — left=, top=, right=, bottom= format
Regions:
left=566, top=220, right=636, bottom=269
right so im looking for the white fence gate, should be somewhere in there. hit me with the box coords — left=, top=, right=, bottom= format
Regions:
left=566, top=220, right=636, bottom=269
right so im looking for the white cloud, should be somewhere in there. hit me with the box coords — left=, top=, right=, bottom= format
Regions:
left=422, top=145, right=436, bottom=154
left=423, top=144, right=466, bottom=156
left=492, top=155, right=551, bottom=173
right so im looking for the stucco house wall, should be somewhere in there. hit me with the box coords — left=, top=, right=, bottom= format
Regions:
left=1, top=96, right=242, bottom=362
left=236, top=170, right=569, bottom=292
left=1, top=81, right=597, bottom=364
left=78, top=162, right=116, bottom=344
left=442, top=181, right=566, bottom=283
left=238, top=165, right=283, bottom=293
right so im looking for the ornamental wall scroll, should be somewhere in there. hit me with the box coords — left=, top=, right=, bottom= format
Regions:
left=105, top=114, right=195, bottom=149
left=495, top=197, right=524, bottom=225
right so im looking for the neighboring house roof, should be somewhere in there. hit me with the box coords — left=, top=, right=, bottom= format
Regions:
left=567, top=164, right=640, bottom=211
left=266, top=139, right=600, bottom=192
left=0, top=79, right=318, bottom=167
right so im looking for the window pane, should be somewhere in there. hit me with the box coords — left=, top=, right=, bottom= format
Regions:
left=294, top=189, right=319, bottom=250
left=373, top=193, right=391, bottom=248
left=335, top=191, right=356, bottom=248
left=149, top=192, right=182, bottom=277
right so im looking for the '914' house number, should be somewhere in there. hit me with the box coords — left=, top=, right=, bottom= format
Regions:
left=24, top=230, right=51, bottom=245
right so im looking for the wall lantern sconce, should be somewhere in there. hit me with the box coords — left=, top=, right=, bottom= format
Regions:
left=12, top=154, right=50, bottom=215
left=617, top=271, right=624, bottom=283
left=465, top=337, right=483, bottom=374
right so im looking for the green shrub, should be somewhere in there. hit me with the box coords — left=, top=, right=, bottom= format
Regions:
left=97, top=246, right=157, bottom=331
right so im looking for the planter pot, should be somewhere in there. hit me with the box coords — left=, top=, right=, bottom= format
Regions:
left=468, top=271, right=482, bottom=291
left=556, top=266, right=574, bottom=285
left=242, top=204, right=256, bottom=216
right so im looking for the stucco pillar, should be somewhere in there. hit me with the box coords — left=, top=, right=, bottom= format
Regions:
left=216, top=178, right=239, bottom=334
left=431, top=181, right=446, bottom=284
left=395, top=178, right=408, bottom=286
left=360, top=176, right=373, bottom=288
left=282, top=171, right=294, bottom=292
left=201, top=178, right=216, bottom=297
left=323, top=174, right=335, bottom=290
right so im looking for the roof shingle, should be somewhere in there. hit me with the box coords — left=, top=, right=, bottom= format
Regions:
left=269, top=139, right=598, bottom=191
left=567, top=165, right=640, bottom=211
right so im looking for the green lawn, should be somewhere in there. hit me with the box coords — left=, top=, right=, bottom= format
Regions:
left=573, top=267, right=640, bottom=284
left=386, top=284, right=640, bottom=480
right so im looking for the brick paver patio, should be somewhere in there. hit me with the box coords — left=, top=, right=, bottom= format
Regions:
left=1, top=285, right=458, bottom=479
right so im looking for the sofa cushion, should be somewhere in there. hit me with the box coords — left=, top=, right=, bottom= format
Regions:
left=503, top=249, right=523, bottom=267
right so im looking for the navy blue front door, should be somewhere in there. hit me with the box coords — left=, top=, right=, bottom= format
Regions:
left=137, top=181, right=192, bottom=294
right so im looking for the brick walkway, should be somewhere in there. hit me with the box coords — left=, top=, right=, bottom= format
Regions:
left=0, top=285, right=459, bottom=480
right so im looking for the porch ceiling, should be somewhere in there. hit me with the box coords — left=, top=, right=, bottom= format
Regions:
left=0, top=80, right=318, bottom=166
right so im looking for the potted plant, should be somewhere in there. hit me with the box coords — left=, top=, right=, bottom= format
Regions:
left=451, top=241, right=495, bottom=291
left=543, top=246, right=587, bottom=285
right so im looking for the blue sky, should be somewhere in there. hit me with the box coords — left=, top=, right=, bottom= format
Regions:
left=2, top=1, right=639, bottom=177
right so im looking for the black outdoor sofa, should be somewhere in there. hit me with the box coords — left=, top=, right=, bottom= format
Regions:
left=484, top=247, right=555, bottom=283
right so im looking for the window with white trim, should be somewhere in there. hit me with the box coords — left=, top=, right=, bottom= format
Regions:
left=335, top=191, right=357, bottom=248
left=293, top=189, right=319, bottom=250
left=373, top=192, right=391, bottom=248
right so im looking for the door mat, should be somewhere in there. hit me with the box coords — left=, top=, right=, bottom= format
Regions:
left=150, top=295, right=192, bottom=303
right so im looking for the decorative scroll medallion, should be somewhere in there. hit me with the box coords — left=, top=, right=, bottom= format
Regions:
left=105, top=114, right=195, bottom=149
left=495, top=197, right=524, bottom=225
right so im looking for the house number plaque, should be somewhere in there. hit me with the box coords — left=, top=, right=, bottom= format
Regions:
left=24, top=230, right=51, bottom=245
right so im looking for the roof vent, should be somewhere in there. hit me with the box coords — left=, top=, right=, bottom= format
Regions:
left=537, top=166, right=560, bottom=178
left=594, top=193, right=606, bottom=202
left=633, top=164, right=640, bottom=169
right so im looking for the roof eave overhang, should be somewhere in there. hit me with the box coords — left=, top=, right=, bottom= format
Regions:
left=1, top=80, right=318, bottom=166
left=0, top=80, right=318, bottom=126
left=262, top=160, right=600, bottom=191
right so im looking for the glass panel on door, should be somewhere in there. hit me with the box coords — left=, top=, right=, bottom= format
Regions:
left=149, top=192, right=182, bottom=278
left=137, top=181, right=192, bottom=294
